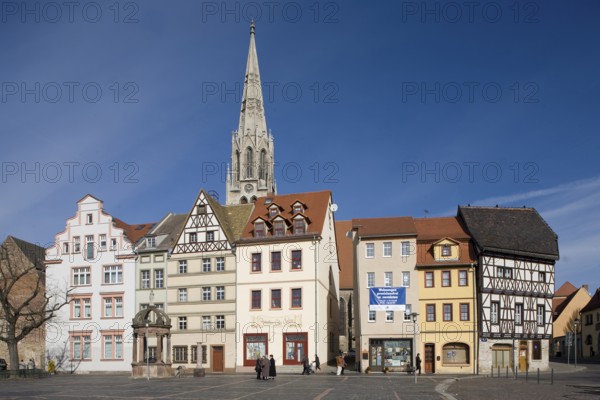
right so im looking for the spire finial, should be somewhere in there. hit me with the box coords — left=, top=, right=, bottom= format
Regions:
left=250, top=19, right=255, bottom=35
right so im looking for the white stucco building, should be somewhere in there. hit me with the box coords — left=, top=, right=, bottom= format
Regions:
left=45, top=194, right=153, bottom=372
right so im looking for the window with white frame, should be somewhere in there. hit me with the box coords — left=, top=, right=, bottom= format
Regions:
left=404, top=304, right=412, bottom=321
left=73, top=236, right=80, bottom=253
left=537, top=305, right=545, bottom=325
left=189, top=232, right=197, bottom=243
left=401, top=241, right=411, bottom=256
left=384, top=272, right=393, bottom=287
left=368, top=310, right=376, bottom=322
left=115, top=298, right=122, bottom=317
left=515, top=303, right=523, bottom=325
left=202, top=316, right=211, bottom=330
left=103, top=265, right=122, bottom=284
left=442, top=271, right=451, bottom=287
left=86, top=213, right=93, bottom=224
left=146, top=237, right=156, bottom=248
left=104, top=298, right=112, bottom=317
left=73, top=267, right=90, bottom=286
left=173, top=346, right=187, bottom=363
left=293, top=218, right=306, bottom=234
left=155, top=269, right=164, bottom=288
left=141, top=270, right=150, bottom=289
left=216, top=315, right=225, bottom=329
left=425, top=271, right=434, bottom=288
left=383, top=242, right=392, bottom=257
left=83, top=298, right=91, bottom=318
left=367, top=272, right=375, bottom=288
left=179, top=316, right=187, bottom=330
left=103, top=334, right=123, bottom=359
left=103, top=296, right=123, bottom=318
left=216, top=286, right=225, bottom=300
left=85, top=235, right=94, bottom=260
left=179, top=288, right=188, bottom=302
left=365, top=243, right=374, bottom=258
left=99, top=234, right=107, bottom=250
left=206, top=231, right=215, bottom=242
left=216, top=257, right=225, bottom=271
left=110, top=238, right=117, bottom=250
left=202, top=258, right=211, bottom=272
left=179, top=260, right=187, bottom=274
left=402, top=271, right=410, bottom=287
left=71, top=334, right=91, bottom=360
left=386, top=310, right=394, bottom=322
left=459, top=270, right=468, bottom=286
left=491, top=302, right=499, bottom=324
left=203, top=287, right=211, bottom=301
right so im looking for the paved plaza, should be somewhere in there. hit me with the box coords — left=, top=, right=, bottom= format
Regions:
left=0, top=363, right=598, bottom=400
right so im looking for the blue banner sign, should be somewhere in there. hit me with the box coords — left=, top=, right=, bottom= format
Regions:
left=369, top=287, right=406, bottom=311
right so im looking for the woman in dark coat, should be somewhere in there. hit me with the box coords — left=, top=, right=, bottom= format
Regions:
left=269, top=354, right=277, bottom=379
left=255, top=356, right=262, bottom=380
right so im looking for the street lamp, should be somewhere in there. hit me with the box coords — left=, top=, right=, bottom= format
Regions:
left=410, top=312, right=419, bottom=384
left=146, top=322, right=150, bottom=380
left=574, top=319, right=579, bottom=369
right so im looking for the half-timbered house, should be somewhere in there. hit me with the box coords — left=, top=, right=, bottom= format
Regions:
left=458, top=206, right=559, bottom=373
left=168, top=190, right=252, bottom=373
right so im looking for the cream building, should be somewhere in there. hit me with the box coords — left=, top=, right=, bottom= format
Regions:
left=352, top=217, right=419, bottom=373
left=550, top=282, right=591, bottom=358
left=235, top=191, right=339, bottom=371
left=168, top=190, right=252, bottom=373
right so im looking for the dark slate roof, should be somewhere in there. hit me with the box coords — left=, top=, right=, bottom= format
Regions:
left=136, top=213, right=187, bottom=253
left=458, top=206, right=559, bottom=261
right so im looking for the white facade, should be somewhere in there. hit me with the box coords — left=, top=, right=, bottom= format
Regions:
left=235, top=192, right=339, bottom=371
left=45, top=195, right=147, bottom=372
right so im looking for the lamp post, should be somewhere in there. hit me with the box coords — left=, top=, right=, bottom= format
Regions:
left=146, top=322, right=150, bottom=380
left=574, top=319, right=579, bottom=369
left=411, top=312, right=419, bottom=384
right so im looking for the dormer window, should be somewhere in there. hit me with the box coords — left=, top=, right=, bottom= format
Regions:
left=269, top=206, right=279, bottom=218
left=293, top=203, right=304, bottom=214
left=273, top=220, right=285, bottom=237
left=441, top=244, right=451, bottom=257
left=293, top=218, right=306, bottom=235
left=197, top=205, right=207, bottom=214
left=146, top=237, right=156, bottom=248
left=254, top=221, right=265, bottom=238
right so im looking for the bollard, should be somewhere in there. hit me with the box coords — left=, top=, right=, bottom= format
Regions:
left=497, top=366, right=500, bottom=378
left=551, top=368, right=553, bottom=385
left=491, top=366, right=493, bottom=378
left=506, top=366, right=508, bottom=378
left=515, top=367, right=518, bottom=380
left=537, top=368, right=539, bottom=384
left=526, top=368, right=528, bottom=382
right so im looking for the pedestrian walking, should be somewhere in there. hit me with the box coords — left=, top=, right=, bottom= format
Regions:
left=301, top=357, right=311, bottom=375
left=336, top=354, right=344, bottom=376
left=416, top=353, right=422, bottom=375
left=314, top=354, right=321, bottom=372
left=269, top=355, right=277, bottom=380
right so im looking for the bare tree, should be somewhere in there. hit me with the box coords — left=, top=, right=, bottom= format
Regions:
left=0, top=236, right=70, bottom=371
left=564, top=308, right=582, bottom=335
left=46, top=340, right=82, bottom=374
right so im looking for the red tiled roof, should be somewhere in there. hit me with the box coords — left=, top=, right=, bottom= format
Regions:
left=335, top=220, right=353, bottom=290
left=414, top=217, right=475, bottom=266
left=113, top=217, right=155, bottom=245
left=240, top=191, right=331, bottom=240
left=555, top=281, right=578, bottom=298
left=352, top=217, right=416, bottom=238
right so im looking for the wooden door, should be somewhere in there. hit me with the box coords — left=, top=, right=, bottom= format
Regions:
left=212, top=346, right=224, bottom=372
left=424, top=344, right=435, bottom=374
left=519, top=341, right=528, bottom=372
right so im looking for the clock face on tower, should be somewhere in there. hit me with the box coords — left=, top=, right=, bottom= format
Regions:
left=244, top=183, right=253, bottom=193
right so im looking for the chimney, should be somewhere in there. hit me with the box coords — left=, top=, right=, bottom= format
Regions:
left=582, top=284, right=589, bottom=292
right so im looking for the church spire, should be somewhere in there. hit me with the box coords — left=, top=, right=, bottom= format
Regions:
left=226, top=22, right=276, bottom=205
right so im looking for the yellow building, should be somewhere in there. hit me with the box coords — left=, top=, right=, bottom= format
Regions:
left=551, top=282, right=591, bottom=358
left=415, top=217, right=477, bottom=374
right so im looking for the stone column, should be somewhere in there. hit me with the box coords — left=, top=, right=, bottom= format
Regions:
left=132, top=333, right=138, bottom=363
left=156, top=333, right=162, bottom=363
left=138, top=333, right=145, bottom=364
left=166, top=334, right=171, bottom=364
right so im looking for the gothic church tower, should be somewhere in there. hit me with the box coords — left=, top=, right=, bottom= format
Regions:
left=226, top=22, right=276, bottom=205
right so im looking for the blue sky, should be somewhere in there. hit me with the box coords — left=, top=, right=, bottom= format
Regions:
left=1, top=1, right=599, bottom=290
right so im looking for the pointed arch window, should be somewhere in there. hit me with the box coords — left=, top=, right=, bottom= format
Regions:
left=259, top=149, right=267, bottom=179
left=245, top=147, right=254, bottom=179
